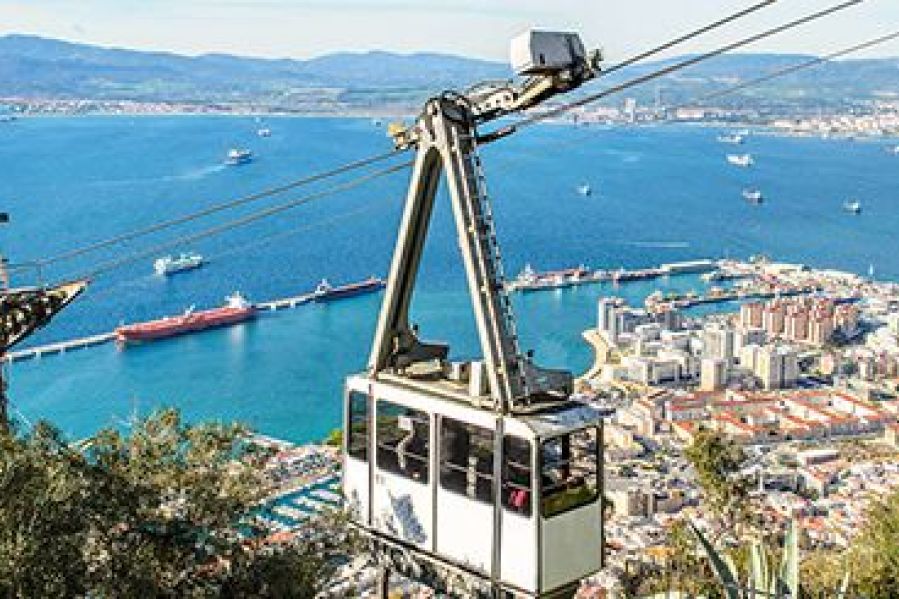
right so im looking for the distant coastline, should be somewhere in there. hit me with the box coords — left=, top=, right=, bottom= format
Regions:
left=5, top=97, right=899, bottom=142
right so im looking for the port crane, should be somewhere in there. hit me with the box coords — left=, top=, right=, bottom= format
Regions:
left=343, top=31, right=607, bottom=598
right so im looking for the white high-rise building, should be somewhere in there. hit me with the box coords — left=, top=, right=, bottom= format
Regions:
left=703, top=324, right=737, bottom=364
left=700, top=358, right=728, bottom=392
left=755, top=345, right=799, bottom=390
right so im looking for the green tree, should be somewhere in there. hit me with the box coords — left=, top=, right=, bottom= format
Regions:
left=0, top=409, right=355, bottom=597
left=845, top=486, right=899, bottom=598
left=685, top=430, right=750, bottom=530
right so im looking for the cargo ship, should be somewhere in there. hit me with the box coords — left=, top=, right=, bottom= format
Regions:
left=115, top=292, right=256, bottom=344
left=313, top=277, right=385, bottom=302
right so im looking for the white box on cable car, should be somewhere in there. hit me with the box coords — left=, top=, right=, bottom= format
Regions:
left=510, top=30, right=587, bottom=75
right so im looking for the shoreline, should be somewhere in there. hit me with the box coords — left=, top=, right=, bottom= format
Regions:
left=7, top=111, right=898, bottom=142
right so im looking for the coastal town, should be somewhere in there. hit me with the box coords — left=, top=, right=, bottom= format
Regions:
left=568, top=256, right=899, bottom=596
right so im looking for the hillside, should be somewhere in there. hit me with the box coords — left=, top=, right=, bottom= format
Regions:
left=1, top=34, right=897, bottom=111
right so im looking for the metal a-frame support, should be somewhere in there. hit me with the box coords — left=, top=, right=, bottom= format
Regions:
left=367, top=94, right=572, bottom=414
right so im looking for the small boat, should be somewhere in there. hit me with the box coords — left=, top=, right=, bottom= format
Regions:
left=717, top=133, right=744, bottom=144
left=742, top=188, right=763, bottom=204
left=843, top=200, right=862, bottom=214
left=313, top=277, right=385, bottom=302
left=116, top=292, right=256, bottom=344
left=226, top=148, right=253, bottom=165
left=371, top=118, right=383, bottom=127
left=886, top=145, right=899, bottom=155
left=726, top=154, right=754, bottom=167
left=153, top=252, right=204, bottom=276
left=577, top=183, right=592, bottom=196
left=257, top=127, right=272, bottom=137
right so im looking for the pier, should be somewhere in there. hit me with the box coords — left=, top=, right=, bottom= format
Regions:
left=3, top=277, right=382, bottom=364
left=256, top=293, right=315, bottom=311
left=4, top=332, right=116, bottom=363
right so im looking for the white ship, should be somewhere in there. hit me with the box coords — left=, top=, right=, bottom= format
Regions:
left=577, top=183, right=592, bottom=196
left=153, top=252, right=204, bottom=276
left=843, top=200, right=862, bottom=214
left=257, top=127, right=272, bottom=137
left=726, top=153, right=754, bottom=167
left=742, top=188, right=763, bottom=204
left=226, top=148, right=253, bottom=165
left=717, top=133, right=744, bottom=144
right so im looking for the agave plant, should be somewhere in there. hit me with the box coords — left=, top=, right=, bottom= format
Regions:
left=688, top=519, right=850, bottom=599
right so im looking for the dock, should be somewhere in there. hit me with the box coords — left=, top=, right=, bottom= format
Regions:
left=506, top=259, right=719, bottom=293
left=4, top=277, right=383, bottom=364
left=256, top=293, right=315, bottom=311
left=4, top=332, right=116, bottom=363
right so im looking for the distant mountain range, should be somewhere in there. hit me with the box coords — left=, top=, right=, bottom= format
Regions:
left=1, top=34, right=897, bottom=112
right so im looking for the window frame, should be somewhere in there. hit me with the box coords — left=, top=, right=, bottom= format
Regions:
left=502, top=434, right=534, bottom=518
left=438, top=416, right=495, bottom=505
left=375, top=399, right=431, bottom=485
left=346, top=390, right=370, bottom=462
left=539, top=425, right=600, bottom=519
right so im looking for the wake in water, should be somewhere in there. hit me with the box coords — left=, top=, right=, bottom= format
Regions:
left=623, top=240, right=692, bottom=249
left=167, top=163, right=227, bottom=181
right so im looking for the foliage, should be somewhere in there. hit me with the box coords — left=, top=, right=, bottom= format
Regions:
left=0, top=408, right=354, bottom=597
left=684, top=430, right=750, bottom=528
left=324, top=427, right=343, bottom=448
left=689, top=518, right=851, bottom=599
left=844, top=486, right=899, bottom=598
left=639, top=520, right=722, bottom=599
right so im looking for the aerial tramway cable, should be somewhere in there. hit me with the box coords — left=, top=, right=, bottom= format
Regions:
left=695, top=29, right=899, bottom=104
left=490, top=27, right=899, bottom=166
left=505, top=0, right=864, bottom=133
left=76, top=159, right=413, bottom=280
left=9, top=147, right=406, bottom=274
left=598, top=0, right=778, bottom=78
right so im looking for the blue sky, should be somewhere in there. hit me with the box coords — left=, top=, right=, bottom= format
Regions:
left=1, top=0, right=897, bottom=61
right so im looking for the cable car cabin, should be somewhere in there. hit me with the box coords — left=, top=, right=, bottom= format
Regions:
left=343, top=365, right=604, bottom=598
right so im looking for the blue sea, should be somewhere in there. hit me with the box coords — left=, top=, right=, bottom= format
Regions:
left=2, top=116, right=897, bottom=443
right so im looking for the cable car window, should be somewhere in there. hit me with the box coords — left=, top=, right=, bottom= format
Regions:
left=376, top=400, right=430, bottom=484
left=502, top=435, right=532, bottom=517
left=540, top=427, right=599, bottom=518
left=347, top=391, right=369, bottom=461
left=439, top=417, right=494, bottom=504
